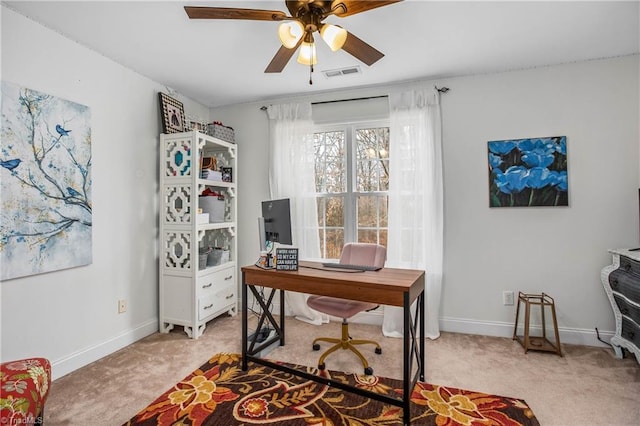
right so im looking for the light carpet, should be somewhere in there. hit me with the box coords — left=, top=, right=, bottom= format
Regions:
left=44, top=315, right=640, bottom=425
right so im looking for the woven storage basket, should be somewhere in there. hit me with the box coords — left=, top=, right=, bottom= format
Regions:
left=208, top=123, right=235, bottom=143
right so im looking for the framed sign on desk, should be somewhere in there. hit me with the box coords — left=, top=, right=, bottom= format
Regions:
left=276, top=248, right=298, bottom=271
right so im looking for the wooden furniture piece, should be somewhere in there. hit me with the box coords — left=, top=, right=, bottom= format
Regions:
left=601, top=248, right=640, bottom=364
left=159, top=131, right=237, bottom=339
left=241, top=261, right=425, bottom=426
left=513, top=292, right=562, bottom=356
left=0, top=358, right=51, bottom=425
left=307, top=243, right=387, bottom=375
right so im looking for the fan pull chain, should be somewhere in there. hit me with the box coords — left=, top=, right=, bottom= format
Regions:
left=309, top=40, right=315, bottom=85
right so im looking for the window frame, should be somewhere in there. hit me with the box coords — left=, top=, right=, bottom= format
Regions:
left=313, top=119, right=390, bottom=259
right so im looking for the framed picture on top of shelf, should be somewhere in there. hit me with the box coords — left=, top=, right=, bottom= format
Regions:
left=158, top=92, right=185, bottom=133
left=221, top=167, right=233, bottom=183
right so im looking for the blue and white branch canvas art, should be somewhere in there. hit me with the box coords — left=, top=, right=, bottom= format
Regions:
left=488, top=136, right=568, bottom=207
left=1, top=81, right=92, bottom=280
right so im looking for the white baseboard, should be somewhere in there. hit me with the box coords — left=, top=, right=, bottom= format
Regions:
left=51, top=308, right=615, bottom=380
left=51, top=319, right=158, bottom=380
left=439, top=316, right=614, bottom=348
left=273, top=299, right=614, bottom=348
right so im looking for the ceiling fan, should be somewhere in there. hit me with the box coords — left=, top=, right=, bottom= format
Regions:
left=184, top=1, right=402, bottom=77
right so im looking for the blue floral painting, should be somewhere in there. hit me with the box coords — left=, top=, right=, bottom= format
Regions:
left=1, top=81, right=92, bottom=280
left=488, top=136, right=568, bottom=207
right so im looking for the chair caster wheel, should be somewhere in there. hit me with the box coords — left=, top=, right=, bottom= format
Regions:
left=312, top=343, right=320, bottom=351
left=318, top=363, right=326, bottom=370
left=375, top=347, right=382, bottom=355
left=364, top=367, right=373, bottom=375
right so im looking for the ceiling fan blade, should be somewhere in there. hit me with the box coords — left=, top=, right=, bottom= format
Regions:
left=184, top=6, right=288, bottom=21
left=330, top=0, right=402, bottom=17
left=265, top=46, right=297, bottom=73
left=265, top=35, right=305, bottom=73
left=341, top=31, right=384, bottom=66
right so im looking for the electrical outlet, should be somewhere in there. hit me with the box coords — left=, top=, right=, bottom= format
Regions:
left=118, top=299, right=127, bottom=313
left=503, top=291, right=514, bottom=306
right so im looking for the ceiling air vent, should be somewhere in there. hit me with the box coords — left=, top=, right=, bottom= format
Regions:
left=322, top=66, right=362, bottom=79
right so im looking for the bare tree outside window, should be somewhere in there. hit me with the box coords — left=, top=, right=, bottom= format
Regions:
left=313, top=130, right=345, bottom=258
left=313, top=124, right=389, bottom=258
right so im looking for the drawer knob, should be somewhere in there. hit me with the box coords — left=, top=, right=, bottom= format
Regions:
left=202, top=283, right=213, bottom=289
left=226, top=293, right=234, bottom=299
left=204, top=304, right=213, bottom=310
left=224, top=275, right=233, bottom=280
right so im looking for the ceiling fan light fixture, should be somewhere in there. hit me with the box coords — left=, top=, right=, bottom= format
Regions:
left=320, top=24, right=348, bottom=52
left=297, top=41, right=317, bottom=65
left=184, top=0, right=401, bottom=75
left=278, top=21, right=304, bottom=48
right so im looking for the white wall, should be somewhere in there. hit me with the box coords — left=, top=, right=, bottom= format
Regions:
left=0, top=7, right=209, bottom=379
left=213, top=54, right=639, bottom=346
left=440, top=57, right=638, bottom=344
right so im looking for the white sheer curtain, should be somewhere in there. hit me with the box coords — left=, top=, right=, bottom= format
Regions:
left=383, top=88, right=444, bottom=339
left=266, top=103, right=328, bottom=325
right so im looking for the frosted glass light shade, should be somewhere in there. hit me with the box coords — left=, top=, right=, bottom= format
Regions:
left=320, top=24, right=347, bottom=51
left=278, top=21, right=304, bottom=49
left=297, top=42, right=317, bottom=65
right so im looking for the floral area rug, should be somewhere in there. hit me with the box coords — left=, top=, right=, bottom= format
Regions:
left=124, top=353, right=539, bottom=425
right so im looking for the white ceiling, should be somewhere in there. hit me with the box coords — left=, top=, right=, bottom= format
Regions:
left=4, top=1, right=639, bottom=108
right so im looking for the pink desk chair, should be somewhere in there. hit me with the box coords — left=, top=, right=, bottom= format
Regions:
left=307, top=243, right=386, bottom=375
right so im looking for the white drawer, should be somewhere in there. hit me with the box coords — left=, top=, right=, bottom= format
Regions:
left=198, top=267, right=235, bottom=297
left=198, top=282, right=236, bottom=320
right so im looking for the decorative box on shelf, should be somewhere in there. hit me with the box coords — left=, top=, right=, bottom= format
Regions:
left=201, top=169, right=222, bottom=181
left=208, top=122, right=235, bottom=143
left=199, top=191, right=225, bottom=223
left=197, top=213, right=209, bottom=224
left=208, top=248, right=230, bottom=267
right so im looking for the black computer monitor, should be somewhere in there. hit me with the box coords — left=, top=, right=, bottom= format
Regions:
left=261, top=198, right=292, bottom=247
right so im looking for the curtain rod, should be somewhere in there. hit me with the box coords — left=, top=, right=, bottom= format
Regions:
left=311, top=95, right=388, bottom=106
left=259, top=87, right=449, bottom=111
left=259, top=95, right=386, bottom=111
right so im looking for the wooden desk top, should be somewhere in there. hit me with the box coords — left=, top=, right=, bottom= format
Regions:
left=242, top=261, right=425, bottom=307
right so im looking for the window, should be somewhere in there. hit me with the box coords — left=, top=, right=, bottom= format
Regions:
left=313, top=122, right=389, bottom=259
